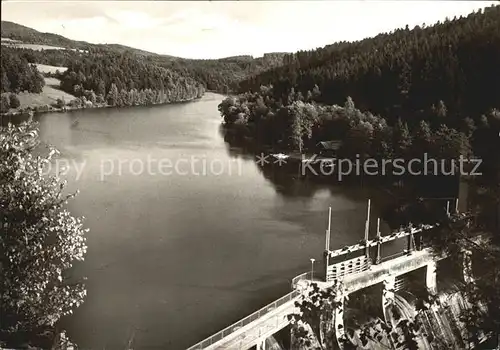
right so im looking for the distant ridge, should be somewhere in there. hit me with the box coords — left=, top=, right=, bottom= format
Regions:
left=1, top=20, right=181, bottom=58
left=1, top=21, right=90, bottom=50
left=1, top=20, right=167, bottom=57
left=1, top=20, right=287, bottom=61
left=0, top=20, right=288, bottom=92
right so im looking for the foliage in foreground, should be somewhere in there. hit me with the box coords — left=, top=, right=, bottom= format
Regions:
left=427, top=212, right=500, bottom=346
left=0, top=121, right=87, bottom=348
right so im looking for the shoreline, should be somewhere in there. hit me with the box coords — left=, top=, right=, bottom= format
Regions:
left=0, top=93, right=205, bottom=119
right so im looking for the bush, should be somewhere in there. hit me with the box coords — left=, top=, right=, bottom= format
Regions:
left=34, top=104, right=51, bottom=113
left=9, top=93, right=20, bottom=109
left=55, top=97, right=66, bottom=109
left=96, top=94, right=105, bottom=104
left=68, top=98, right=82, bottom=108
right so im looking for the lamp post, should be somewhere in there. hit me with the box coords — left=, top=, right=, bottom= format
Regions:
left=310, top=258, right=315, bottom=281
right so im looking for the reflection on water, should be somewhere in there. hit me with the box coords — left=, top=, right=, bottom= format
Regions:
left=29, top=93, right=395, bottom=350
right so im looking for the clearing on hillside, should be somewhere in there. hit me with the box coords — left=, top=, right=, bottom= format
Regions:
left=1, top=38, right=88, bottom=53
left=16, top=77, right=76, bottom=109
left=1, top=42, right=67, bottom=50
left=35, top=64, right=68, bottom=74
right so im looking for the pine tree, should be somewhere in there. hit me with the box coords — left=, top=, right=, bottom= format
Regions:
left=393, top=119, right=412, bottom=159
left=96, top=79, right=106, bottom=97
left=434, top=100, right=447, bottom=119
left=462, top=117, right=476, bottom=137
left=289, top=107, right=303, bottom=153
left=312, top=84, right=321, bottom=100
left=413, top=120, right=433, bottom=156
left=0, top=94, right=10, bottom=113
left=345, top=96, right=355, bottom=111
left=1, top=72, right=10, bottom=93
left=106, top=83, right=119, bottom=106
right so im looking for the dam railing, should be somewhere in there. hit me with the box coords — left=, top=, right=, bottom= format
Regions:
left=291, top=271, right=313, bottom=289
left=186, top=200, right=474, bottom=349
left=186, top=289, right=301, bottom=350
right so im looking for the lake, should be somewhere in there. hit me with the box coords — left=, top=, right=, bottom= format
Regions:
left=36, top=93, right=392, bottom=349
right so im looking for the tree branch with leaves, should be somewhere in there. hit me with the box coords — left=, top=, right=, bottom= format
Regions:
left=0, top=121, right=87, bottom=348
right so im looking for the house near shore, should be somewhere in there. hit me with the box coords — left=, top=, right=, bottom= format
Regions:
left=315, top=140, right=342, bottom=157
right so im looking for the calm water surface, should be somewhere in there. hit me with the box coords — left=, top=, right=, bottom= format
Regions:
left=37, top=93, right=391, bottom=349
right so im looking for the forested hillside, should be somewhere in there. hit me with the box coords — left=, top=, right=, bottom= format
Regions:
left=237, top=5, right=500, bottom=126
left=153, top=53, right=286, bottom=92
left=0, top=49, right=45, bottom=93
left=55, top=48, right=206, bottom=107
left=220, top=5, right=500, bottom=172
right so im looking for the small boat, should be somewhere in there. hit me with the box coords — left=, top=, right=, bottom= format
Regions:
left=271, top=153, right=289, bottom=160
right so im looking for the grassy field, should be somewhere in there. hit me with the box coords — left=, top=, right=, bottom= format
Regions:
left=16, top=77, right=76, bottom=109
left=35, top=63, right=68, bottom=74
left=1, top=37, right=22, bottom=43
left=1, top=37, right=88, bottom=53
left=1, top=42, right=67, bottom=51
